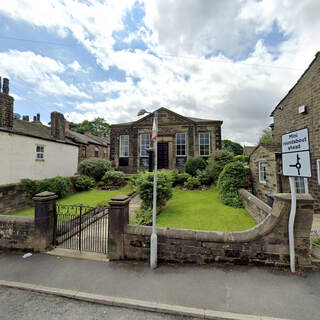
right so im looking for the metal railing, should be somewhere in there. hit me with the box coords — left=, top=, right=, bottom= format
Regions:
left=55, top=204, right=108, bottom=253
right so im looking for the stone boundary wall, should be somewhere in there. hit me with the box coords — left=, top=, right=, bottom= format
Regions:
left=0, top=191, right=58, bottom=252
left=0, top=183, right=30, bottom=215
left=239, top=188, right=271, bottom=223
left=0, top=176, right=78, bottom=215
left=0, top=215, right=37, bottom=250
left=111, top=193, right=314, bottom=268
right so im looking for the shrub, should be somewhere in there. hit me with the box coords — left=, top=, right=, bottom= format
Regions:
left=184, top=176, right=201, bottom=189
left=21, top=176, right=71, bottom=199
left=102, top=170, right=125, bottom=186
left=184, top=157, right=207, bottom=176
left=159, top=169, right=179, bottom=185
left=78, top=158, right=113, bottom=181
left=196, top=169, right=211, bottom=185
left=207, top=150, right=235, bottom=182
left=135, top=207, right=153, bottom=226
left=217, top=162, right=246, bottom=208
left=312, top=237, right=320, bottom=246
left=235, top=155, right=249, bottom=163
left=135, top=171, right=173, bottom=209
left=176, top=172, right=191, bottom=185
left=74, top=175, right=96, bottom=191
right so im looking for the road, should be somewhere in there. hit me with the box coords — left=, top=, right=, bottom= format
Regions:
left=0, top=287, right=189, bottom=320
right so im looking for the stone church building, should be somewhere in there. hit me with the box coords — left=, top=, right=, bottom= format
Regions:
left=110, top=107, right=222, bottom=173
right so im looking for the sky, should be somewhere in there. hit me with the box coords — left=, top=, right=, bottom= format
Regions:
left=0, top=0, right=319, bottom=146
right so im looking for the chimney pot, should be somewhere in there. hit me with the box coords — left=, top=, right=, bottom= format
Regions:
left=33, top=116, right=37, bottom=122
left=37, top=113, right=40, bottom=121
left=3, top=78, right=9, bottom=94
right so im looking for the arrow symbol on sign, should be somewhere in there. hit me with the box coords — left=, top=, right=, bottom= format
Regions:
left=289, top=154, right=302, bottom=175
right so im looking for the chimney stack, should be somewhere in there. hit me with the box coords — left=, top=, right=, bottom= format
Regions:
left=22, top=115, right=29, bottom=121
left=51, top=112, right=66, bottom=141
left=3, top=78, right=9, bottom=94
left=0, top=77, right=14, bottom=130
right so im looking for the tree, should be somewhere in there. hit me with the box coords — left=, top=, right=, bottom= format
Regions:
left=222, top=139, right=243, bottom=156
left=69, top=117, right=110, bottom=137
left=258, top=128, right=273, bottom=144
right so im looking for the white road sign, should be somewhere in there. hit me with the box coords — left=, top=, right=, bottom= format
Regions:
left=282, top=128, right=311, bottom=178
left=282, top=151, right=312, bottom=177
left=281, top=128, right=309, bottom=153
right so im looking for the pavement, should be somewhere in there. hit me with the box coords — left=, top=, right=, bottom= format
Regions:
left=0, top=251, right=319, bottom=320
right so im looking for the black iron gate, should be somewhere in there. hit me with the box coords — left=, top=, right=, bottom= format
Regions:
left=54, top=204, right=108, bottom=254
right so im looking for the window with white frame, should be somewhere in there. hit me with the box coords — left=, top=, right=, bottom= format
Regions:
left=36, top=145, right=44, bottom=160
left=317, top=159, right=320, bottom=185
left=199, top=132, right=210, bottom=156
left=176, top=133, right=186, bottom=156
left=95, top=147, right=99, bottom=157
left=140, top=134, right=150, bottom=156
left=294, top=177, right=308, bottom=194
left=259, top=161, right=266, bottom=183
left=120, top=135, right=129, bottom=157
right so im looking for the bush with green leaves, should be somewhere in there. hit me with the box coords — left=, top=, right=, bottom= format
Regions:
left=217, top=161, right=246, bottom=208
left=196, top=169, right=211, bottom=185
left=176, top=172, right=191, bottom=185
left=78, top=158, right=113, bottom=181
left=235, top=155, right=249, bottom=163
left=135, top=171, right=173, bottom=210
left=102, top=170, right=125, bottom=186
left=184, top=157, right=207, bottom=176
left=21, top=176, right=71, bottom=199
left=135, top=207, right=153, bottom=226
left=74, top=175, right=96, bottom=191
left=207, top=150, right=235, bottom=183
left=184, top=176, right=201, bottom=189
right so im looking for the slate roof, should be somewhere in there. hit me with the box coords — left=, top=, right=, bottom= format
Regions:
left=0, top=119, right=109, bottom=147
left=243, top=146, right=256, bottom=157
left=250, top=143, right=281, bottom=158
left=3, top=119, right=77, bottom=146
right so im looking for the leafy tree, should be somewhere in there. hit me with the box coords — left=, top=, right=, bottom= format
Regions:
left=69, top=117, right=110, bottom=137
left=222, top=139, right=243, bottom=156
left=258, top=128, right=273, bottom=144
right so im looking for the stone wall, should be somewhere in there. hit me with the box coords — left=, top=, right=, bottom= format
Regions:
left=0, top=183, right=30, bottom=215
left=249, top=144, right=280, bottom=203
left=0, top=191, right=57, bottom=252
left=108, top=192, right=314, bottom=268
left=0, top=215, right=37, bottom=250
left=272, top=52, right=320, bottom=213
left=239, top=188, right=271, bottom=223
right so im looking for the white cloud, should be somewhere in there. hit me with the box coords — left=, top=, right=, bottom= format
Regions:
left=0, top=0, right=319, bottom=144
left=68, top=61, right=82, bottom=72
left=0, top=50, right=89, bottom=98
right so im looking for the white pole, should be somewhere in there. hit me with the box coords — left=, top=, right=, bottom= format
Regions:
left=150, top=111, right=158, bottom=269
left=288, top=176, right=297, bottom=273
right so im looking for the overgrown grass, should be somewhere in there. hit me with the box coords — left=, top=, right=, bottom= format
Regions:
left=9, top=184, right=133, bottom=218
left=157, top=187, right=257, bottom=232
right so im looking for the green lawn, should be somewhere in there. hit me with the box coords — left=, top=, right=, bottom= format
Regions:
left=9, top=184, right=133, bottom=218
left=157, top=187, right=257, bottom=232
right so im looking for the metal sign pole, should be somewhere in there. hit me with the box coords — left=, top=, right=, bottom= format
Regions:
left=150, top=111, right=158, bottom=269
left=288, top=177, right=297, bottom=273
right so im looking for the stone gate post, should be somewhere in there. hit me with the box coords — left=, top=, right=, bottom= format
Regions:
left=108, top=194, right=130, bottom=260
left=33, top=191, right=58, bottom=251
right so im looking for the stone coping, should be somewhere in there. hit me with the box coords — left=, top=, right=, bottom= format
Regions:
left=0, top=215, right=34, bottom=223
left=125, top=191, right=293, bottom=243
left=238, top=188, right=272, bottom=214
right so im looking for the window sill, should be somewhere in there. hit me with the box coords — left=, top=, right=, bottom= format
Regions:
left=259, top=181, right=266, bottom=184
left=35, top=159, right=45, bottom=161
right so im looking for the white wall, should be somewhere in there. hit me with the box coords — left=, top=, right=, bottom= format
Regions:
left=0, top=132, right=79, bottom=185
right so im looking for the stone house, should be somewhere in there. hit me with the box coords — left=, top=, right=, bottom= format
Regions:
left=0, top=77, right=110, bottom=185
left=0, top=78, right=79, bottom=185
left=66, top=129, right=110, bottom=163
left=110, top=107, right=222, bottom=173
left=250, top=52, right=320, bottom=212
